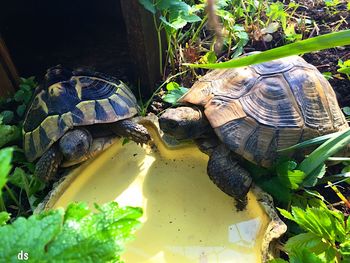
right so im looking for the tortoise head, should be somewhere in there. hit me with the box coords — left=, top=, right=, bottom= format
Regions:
left=159, top=106, right=210, bottom=140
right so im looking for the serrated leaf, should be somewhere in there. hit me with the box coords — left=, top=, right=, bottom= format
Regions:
left=138, top=0, right=156, bottom=14
left=282, top=206, right=346, bottom=244
left=0, top=201, right=143, bottom=261
left=0, top=210, right=63, bottom=261
left=289, top=248, right=326, bottom=263
left=285, top=232, right=330, bottom=255
left=277, top=207, right=294, bottom=221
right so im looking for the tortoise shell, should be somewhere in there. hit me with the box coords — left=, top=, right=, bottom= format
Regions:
left=180, top=56, right=349, bottom=167
left=23, top=66, right=139, bottom=162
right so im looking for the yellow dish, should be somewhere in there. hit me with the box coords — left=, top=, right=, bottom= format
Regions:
left=41, top=118, right=285, bottom=263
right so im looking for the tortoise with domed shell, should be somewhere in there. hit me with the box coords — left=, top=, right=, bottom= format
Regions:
left=23, top=66, right=150, bottom=181
left=159, top=55, right=349, bottom=209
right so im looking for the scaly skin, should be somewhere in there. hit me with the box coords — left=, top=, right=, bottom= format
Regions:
left=111, top=119, right=151, bottom=144
left=207, top=144, right=252, bottom=211
left=35, top=145, right=63, bottom=182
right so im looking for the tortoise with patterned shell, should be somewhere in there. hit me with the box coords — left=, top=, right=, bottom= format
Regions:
left=159, top=55, right=349, bottom=209
left=23, top=65, right=150, bottom=181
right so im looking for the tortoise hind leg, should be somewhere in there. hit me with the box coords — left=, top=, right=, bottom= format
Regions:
left=111, top=119, right=151, bottom=144
left=207, top=144, right=252, bottom=210
left=35, top=145, right=63, bottom=182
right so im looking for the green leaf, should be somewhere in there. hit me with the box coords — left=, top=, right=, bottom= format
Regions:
left=322, top=72, right=333, bottom=80
left=299, top=128, right=350, bottom=186
left=14, top=90, right=25, bottom=102
left=280, top=205, right=346, bottom=244
left=0, top=210, right=63, bottom=261
left=16, top=104, right=27, bottom=117
left=200, top=51, right=217, bottom=64
left=339, top=240, right=350, bottom=261
left=302, top=163, right=326, bottom=187
left=259, top=177, right=291, bottom=205
left=47, top=202, right=142, bottom=261
left=276, top=160, right=305, bottom=189
left=0, top=111, right=14, bottom=124
left=0, top=148, right=14, bottom=194
left=289, top=248, right=326, bottom=263
left=277, top=207, right=294, bottom=221
left=163, top=87, right=189, bottom=105
left=0, top=212, right=10, bottom=226
left=138, top=0, right=156, bottom=14
left=184, top=30, right=350, bottom=69
left=8, top=168, right=44, bottom=197
left=0, top=123, right=21, bottom=148
left=166, top=81, right=180, bottom=91
left=0, top=201, right=143, bottom=262
left=278, top=131, right=344, bottom=153
left=285, top=232, right=331, bottom=255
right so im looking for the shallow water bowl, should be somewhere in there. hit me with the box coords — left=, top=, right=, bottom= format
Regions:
left=38, top=115, right=286, bottom=263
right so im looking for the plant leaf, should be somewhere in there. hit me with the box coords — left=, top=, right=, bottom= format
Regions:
left=0, top=201, right=143, bottom=261
left=0, top=124, right=21, bottom=148
left=184, top=30, right=350, bottom=69
left=0, top=148, right=14, bottom=194
left=138, top=0, right=156, bottom=14
left=300, top=128, right=350, bottom=186
left=0, top=212, right=10, bottom=226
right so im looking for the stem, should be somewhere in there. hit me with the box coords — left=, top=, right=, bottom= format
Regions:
left=143, top=70, right=189, bottom=112
left=191, top=15, right=208, bottom=43
left=153, top=14, right=163, bottom=75
left=4, top=184, right=20, bottom=207
left=0, top=196, right=6, bottom=212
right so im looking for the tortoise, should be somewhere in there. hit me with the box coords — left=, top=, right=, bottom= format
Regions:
left=159, top=55, right=349, bottom=209
left=23, top=65, right=151, bottom=181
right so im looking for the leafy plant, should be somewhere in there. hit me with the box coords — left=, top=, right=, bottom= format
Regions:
left=337, top=59, right=350, bottom=80
left=162, top=81, right=189, bottom=104
left=0, top=201, right=142, bottom=262
left=276, top=203, right=349, bottom=262
left=139, top=0, right=201, bottom=74
left=0, top=77, right=45, bottom=217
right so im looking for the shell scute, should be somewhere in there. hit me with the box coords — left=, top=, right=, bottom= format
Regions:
left=183, top=55, right=349, bottom=166
left=23, top=67, right=138, bottom=161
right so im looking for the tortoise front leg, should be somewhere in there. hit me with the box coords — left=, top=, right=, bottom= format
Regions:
left=111, top=119, right=151, bottom=144
left=207, top=144, right=252, bottom=210
left=35, top=145, right=63, bottom=182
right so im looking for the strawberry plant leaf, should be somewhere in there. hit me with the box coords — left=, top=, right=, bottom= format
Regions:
left=0, top=201, right=143, bottom=262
